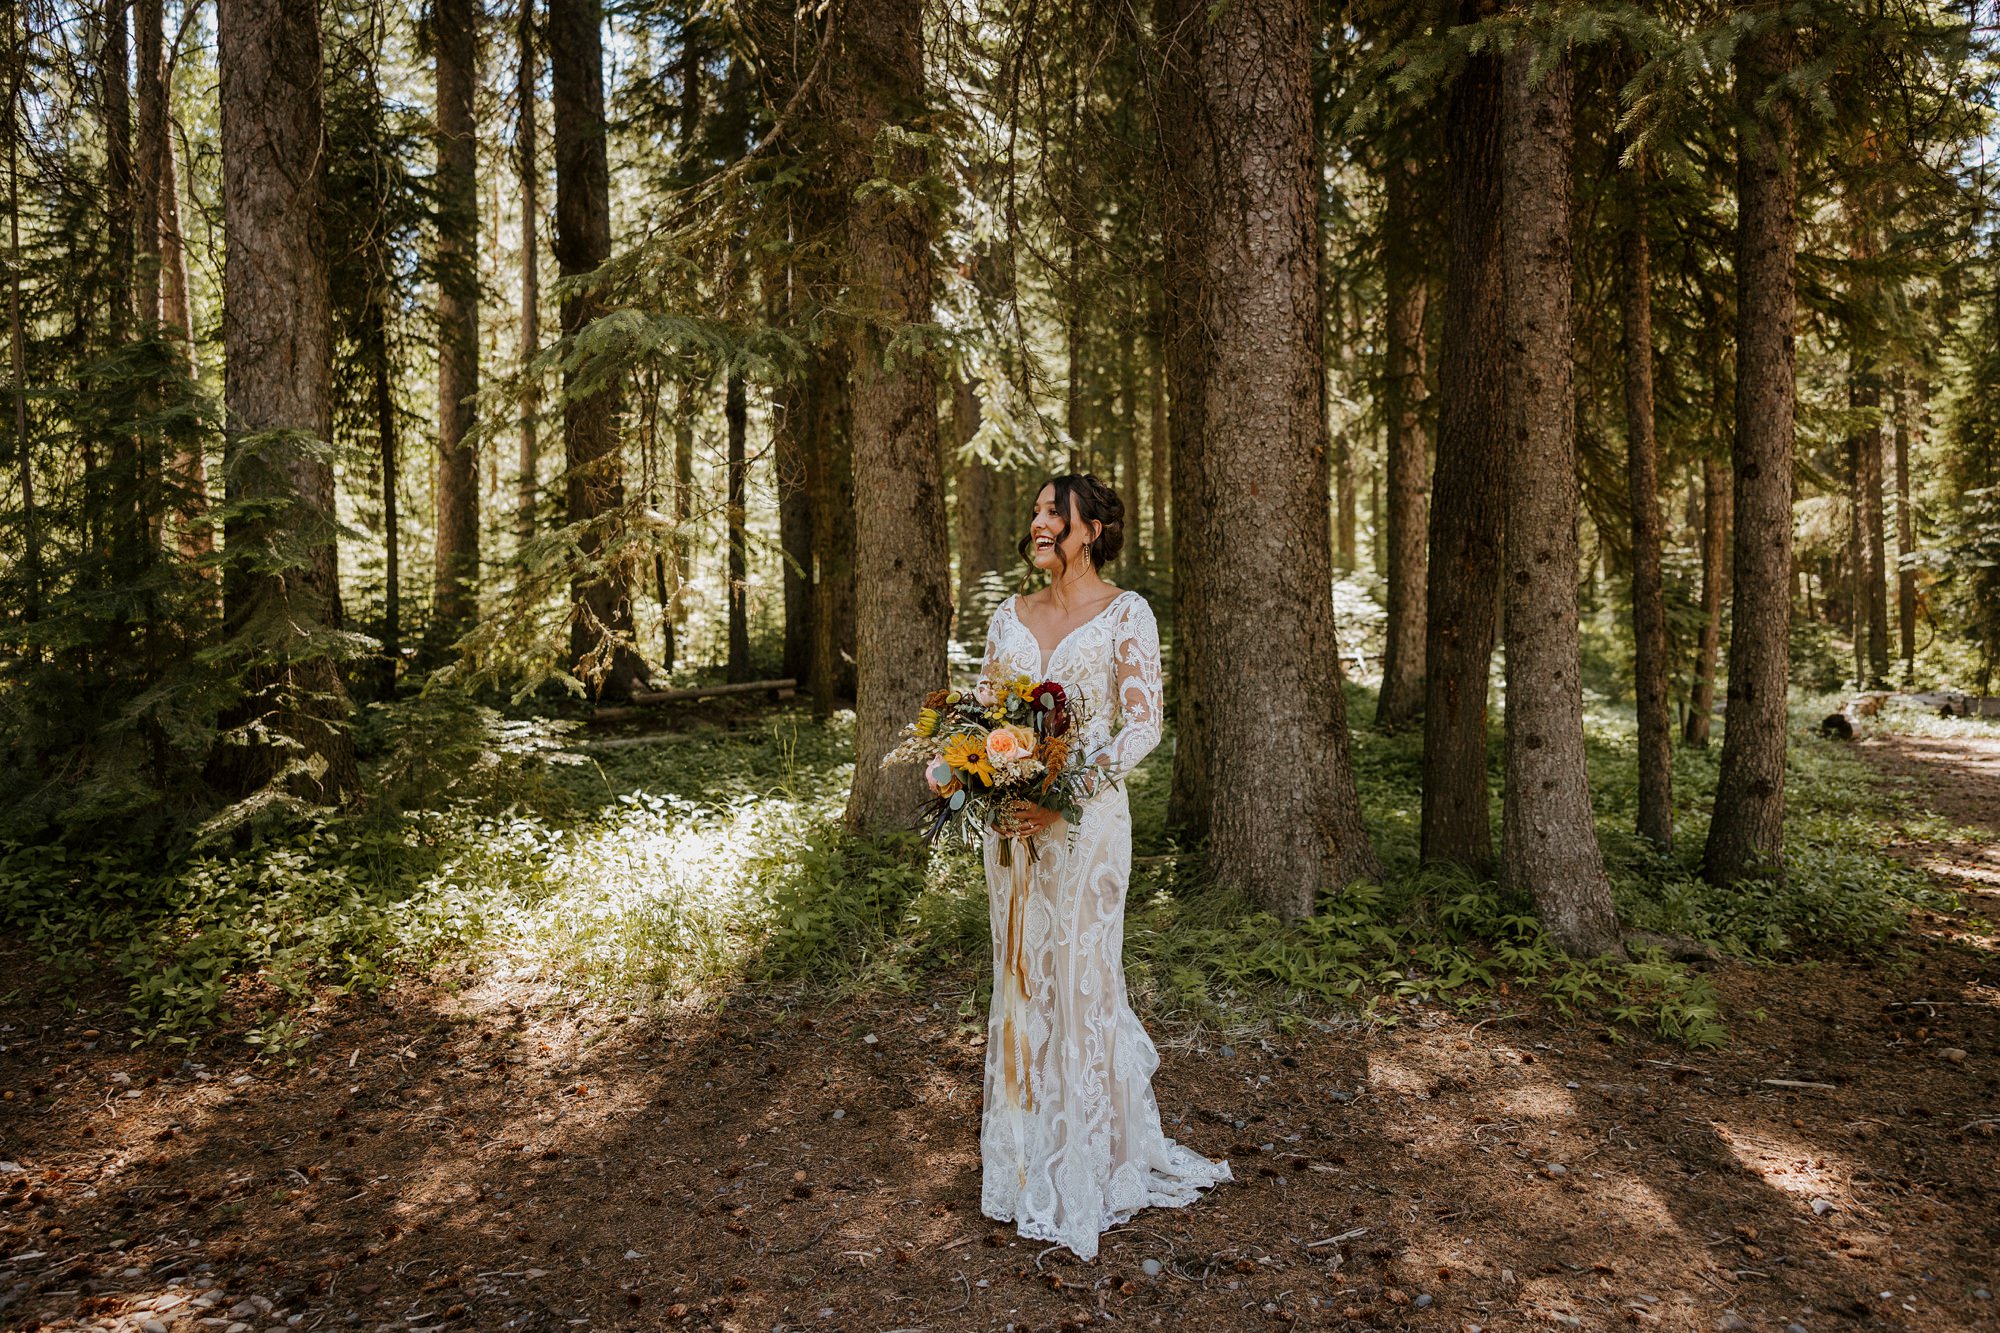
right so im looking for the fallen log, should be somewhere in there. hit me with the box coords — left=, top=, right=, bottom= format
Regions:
left=589, top=679, right=800, bottom=722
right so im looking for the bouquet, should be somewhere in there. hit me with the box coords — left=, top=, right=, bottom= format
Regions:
left=879, top=671, right=1096, bottom=864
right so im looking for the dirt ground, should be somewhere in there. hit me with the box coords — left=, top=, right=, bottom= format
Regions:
left=2, top=744, right=1996, bottom=1332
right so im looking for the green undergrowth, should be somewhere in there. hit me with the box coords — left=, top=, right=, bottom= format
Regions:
left=0, top=680, right=1960, bottom=1060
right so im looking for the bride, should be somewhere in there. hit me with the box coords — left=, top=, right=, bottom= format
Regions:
left=972, top=472, right=1231, bottom=1261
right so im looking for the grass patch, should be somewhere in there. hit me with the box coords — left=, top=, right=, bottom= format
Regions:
left=0, top=681, right=1963, bottom=1059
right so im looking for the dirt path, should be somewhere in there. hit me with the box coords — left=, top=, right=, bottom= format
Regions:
left=2, top=742, right=1997, bottom=1332
left=4, top=946, right=1994, bottom=1332
left=1857, top=732, right=2000, bottom=841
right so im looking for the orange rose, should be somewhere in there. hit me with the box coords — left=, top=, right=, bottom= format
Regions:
left=985, top=724, right=1037, bottom=767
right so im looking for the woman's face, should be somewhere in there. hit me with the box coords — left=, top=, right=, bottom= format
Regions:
left=1028, top=484, right=1100, bottom=574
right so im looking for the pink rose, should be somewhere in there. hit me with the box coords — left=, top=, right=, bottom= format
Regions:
left=975, top=678, right=998, bottom=706
left=984, top=724, right=1036, bottom=766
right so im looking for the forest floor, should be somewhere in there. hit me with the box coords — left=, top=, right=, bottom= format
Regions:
left=0, top=730, right=1996, bottom=1333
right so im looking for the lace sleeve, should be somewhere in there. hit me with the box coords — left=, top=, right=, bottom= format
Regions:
left=1081, top=594, right=1162, bottom=798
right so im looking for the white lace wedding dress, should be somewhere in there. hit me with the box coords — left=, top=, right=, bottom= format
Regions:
left=974, top=588, right=1231, bottom=1261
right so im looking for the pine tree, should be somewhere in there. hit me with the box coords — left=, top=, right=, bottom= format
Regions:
left=839, top=0, right=951, bottom=834
left=1158, top=0, right=1377, bottom=915
left=1704, top=16, right=1799, bottom=887
left=215, top=0, right=357, bottom=798
left=431, top=0, right=482, bottom=642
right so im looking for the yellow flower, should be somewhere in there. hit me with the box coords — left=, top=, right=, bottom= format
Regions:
left=913, top=707, right=940, bottom=738
left=943, top=733, right=994, bottom=786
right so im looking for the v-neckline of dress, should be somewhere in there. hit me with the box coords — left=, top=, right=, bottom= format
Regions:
left=1011, top=588, right=1132, bottom=679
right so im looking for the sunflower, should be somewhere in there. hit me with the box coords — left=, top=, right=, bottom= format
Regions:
left=943, top=733, right=995, bottom=786
left=913, top=707, right=941, bottom=738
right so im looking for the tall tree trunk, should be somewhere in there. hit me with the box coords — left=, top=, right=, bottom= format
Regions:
left=1375, top=158, right=1428, bottom=730
left=132, top=0, right=160, bottom=326
left=1619, top=163, right=1672, bottom=849
left=951, top=372, right=995, bottom=617
left=1147, top=285, right=1168, bottom=569
left=1117, top=320, right=1144, bottom=575
left=1895, top=373, right=1920, bottom=684
left=515, top=0, right=541, bottom=556
left=1842, top=371, right=1864, bottom=685
left=806, top=343, right=857, bottom=710
left=1064, top=75, right=1085, bottom=476
left=838, top=0, right=950, bottom=834
left=550, top=0, right=646, bottom=698
left=1421, top=5, right=1506, bottom=870
left=153, top=30, right=210, bottom=573
left=116, top=0, right=161, bottom=564
left=776, top=348, right=816, bottom=687
left=369, top=287, right=400, bottom=681
left=725, top=369, right=750, bottom=682
left=156, top=64, right=192, bottom=361
left=6, top=0, right=34, bottom=624
left=1158, top=0, right=1377, bottom=914
left=104, top=0, right=134, bottom=337
left=1332, top=284, right=1357, bottom=572
left=1703, top=19, right=1798, bottom=887
left=662, top=381, right=696, bottom=672
left=431, top=0, right=480, bottom=641
left=1370, top=466, right=1385, bottom=576
left=1499, top=39, right=1618, bottom=955
left=1855, top=376, right=1888, bottom=687
left=1685, top=453, right=1728, bottom=746
left=216, top=0, right=357, bottom=798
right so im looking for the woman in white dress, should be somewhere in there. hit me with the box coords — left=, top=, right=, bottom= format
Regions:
left=974, top=473, right=1231, bottom=1261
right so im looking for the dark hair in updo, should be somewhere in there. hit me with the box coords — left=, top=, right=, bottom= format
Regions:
left=1017, top=473, right=1125, bottom=578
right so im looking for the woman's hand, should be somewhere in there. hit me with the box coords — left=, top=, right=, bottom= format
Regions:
left=995, top=798, right=1061, bottom=839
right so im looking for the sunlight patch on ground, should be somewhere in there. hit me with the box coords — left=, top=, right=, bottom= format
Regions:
left=1365, top=1044, right=1716, bottom=1331
left=1707, top=1120, right=1856, bottom=1220
left=438, top=789, right=833, bottom=1001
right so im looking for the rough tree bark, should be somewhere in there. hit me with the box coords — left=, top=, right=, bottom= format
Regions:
left=1421, top=1, right=1506, bottom=869
left=775, top=333, right=816, bottom=687
left=725, top=369, right=750, bottom=682
left=1375, top=157, right=1429, bottom=731
left=133, top=0, right=160, bottom=326
left=1685, top=453, right=1728, bottom=746
left=1499, top=39, right=1619, bottom=955
left=952, top=372, right=997, bottom=616
left=149, top=12, right=211, bottom=569
left=1703, top=18, right=1798, bottom=886
left=103, top=0, right=133, bottom=334
left=1118, top=320, right=1144, bottom=574
left=1855, top=376, right=1889, bottom=687
left=5, top=0, right=33, bottom=622
left=366, top=286, right=400, bottom=679
left=664, top=382, right=696, bottom=672
left=216, top=0, right=357, bottom=797
left=550, top=0, right=646, bottom=698
left=515, top=0, right=540, bottom=555
left=802, top=335, right=856, bottom=712
left=1895, top=373, right=1922, bottom=683
left=1147, top=292, right=1168, bottom=573
left=1331, top=286, right=1358, bottom=573
left=431, top=0, right=480, bottom=641
left=1619, top=162, right=1672, bottom=848
left=838, top=0, right=951, bottom=834
left=1157, top=0, right=1377, bottom=915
